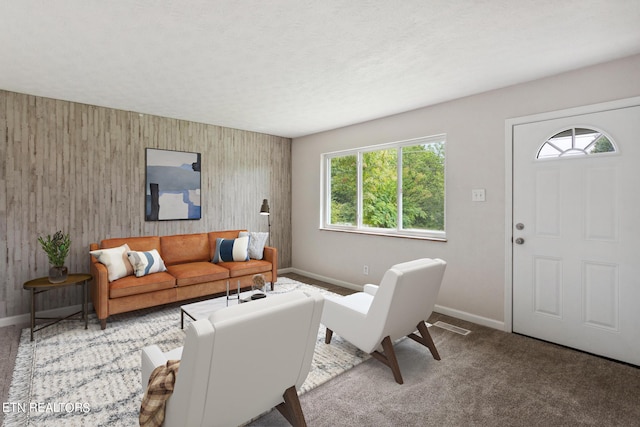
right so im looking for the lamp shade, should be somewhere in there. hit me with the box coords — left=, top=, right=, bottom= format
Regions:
left=260, top=199, right=270, bottom=215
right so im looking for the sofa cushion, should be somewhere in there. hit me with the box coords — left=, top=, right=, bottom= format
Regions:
left=90, top=244, right=134, bottom=282
left=239, top=231, right=269, bottom=260
left=160, top=233, right=210, bottom=266
left=127, top=249, right=168, bottom=277
left=109, top=271, right=176, bottom=299
left=217, top=259, right=272, bottom=278
left=212, top=237, right=250, bottom=263
left=166, top=262, right=230, bottom=287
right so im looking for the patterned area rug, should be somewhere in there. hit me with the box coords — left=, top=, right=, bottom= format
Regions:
left=4, top=278, right=368, bottom=426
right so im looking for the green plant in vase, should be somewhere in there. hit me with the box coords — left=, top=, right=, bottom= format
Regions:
left=38, top=231, right=71, bottom=283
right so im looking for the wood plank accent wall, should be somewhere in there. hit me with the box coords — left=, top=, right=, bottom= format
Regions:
left=0, top=90, right=292, bottom=319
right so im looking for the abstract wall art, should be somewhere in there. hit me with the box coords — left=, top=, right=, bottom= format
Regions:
left=145, top=148, right=201, bottom=221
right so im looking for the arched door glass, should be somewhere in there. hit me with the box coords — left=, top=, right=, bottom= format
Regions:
left=537, top=128, right=615, bottom=159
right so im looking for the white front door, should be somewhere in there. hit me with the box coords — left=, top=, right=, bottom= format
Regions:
left=512, top=105, right=640, bottom=366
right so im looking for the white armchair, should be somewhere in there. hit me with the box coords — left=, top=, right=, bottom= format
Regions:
left=321, top=258, right=446, bottom=384
left=141, top=290, right=324, bottom=427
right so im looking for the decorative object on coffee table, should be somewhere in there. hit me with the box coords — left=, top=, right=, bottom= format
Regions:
left=252, top=273, right=266, bottom=293
left=37, top=230, right=71, bottom=283
left=225, top=280, right=241, bottom=306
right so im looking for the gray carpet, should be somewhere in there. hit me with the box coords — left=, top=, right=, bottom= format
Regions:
left=250, top=312, right=640, bottom=426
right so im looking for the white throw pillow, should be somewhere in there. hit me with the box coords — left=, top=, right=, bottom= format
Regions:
left=239, top=231, right=269, bottom=260
left=90, top=244, right=134, bottom=282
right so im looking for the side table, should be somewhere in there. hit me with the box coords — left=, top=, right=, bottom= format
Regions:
left=23, top=273, right=92, bottom=341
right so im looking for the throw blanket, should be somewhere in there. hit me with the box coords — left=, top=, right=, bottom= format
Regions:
left=139, top=360, right=181, bottom=427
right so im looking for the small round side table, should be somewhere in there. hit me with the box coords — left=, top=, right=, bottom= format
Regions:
left=23, top=273, right=92, bottom=341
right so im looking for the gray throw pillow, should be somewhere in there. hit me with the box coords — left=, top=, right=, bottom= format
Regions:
left=239, top=231, right=269, bottom=260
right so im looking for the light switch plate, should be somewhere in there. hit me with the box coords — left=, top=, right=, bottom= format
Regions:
left=472, top=189, right=486, bottom=202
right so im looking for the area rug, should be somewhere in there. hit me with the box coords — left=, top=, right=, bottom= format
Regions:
left=3, top=278, right=368, bottom=427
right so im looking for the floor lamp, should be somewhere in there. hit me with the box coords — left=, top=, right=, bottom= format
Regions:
left=260, top=199, right=271, bottom=247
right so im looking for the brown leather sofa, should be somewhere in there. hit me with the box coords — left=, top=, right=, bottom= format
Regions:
left=90, top=230, right=277, bottom=329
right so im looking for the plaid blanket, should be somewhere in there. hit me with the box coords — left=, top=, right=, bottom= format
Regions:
left=139, top=360, right=181, bottom=427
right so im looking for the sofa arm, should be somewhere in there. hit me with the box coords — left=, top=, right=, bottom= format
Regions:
left=89, top=244, right=110, bottom=329
left=263, top=246, right=278, bottom=284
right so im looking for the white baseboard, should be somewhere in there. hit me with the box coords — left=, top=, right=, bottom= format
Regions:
left=434, top=304, right=505, bottom=331
left=284, top=268, right=364, bottom=292
left=0, top=304, right=89, bottom=328
left=283, top=268, right=505, bottom=331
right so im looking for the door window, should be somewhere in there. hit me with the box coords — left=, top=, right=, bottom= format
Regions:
left=537, top=127, right=615, bottom=159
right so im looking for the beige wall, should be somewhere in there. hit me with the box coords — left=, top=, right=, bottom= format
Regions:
left=0, top=91, right=291, bottom=320
left=291, top=54, right=640, bottom=328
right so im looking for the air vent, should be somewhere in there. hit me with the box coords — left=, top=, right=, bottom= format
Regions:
left=433, top=321, right=471, bottom=336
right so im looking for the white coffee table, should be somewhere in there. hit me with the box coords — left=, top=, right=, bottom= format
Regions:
left=180, top=289, right=266, bottom=329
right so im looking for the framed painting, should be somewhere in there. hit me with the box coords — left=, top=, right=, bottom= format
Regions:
left=145, top=148, right=201, bottom=221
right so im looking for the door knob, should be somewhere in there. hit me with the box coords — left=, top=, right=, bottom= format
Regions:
left=516, top=223, right=524, bottom=230
left=515, top=237, right=525, bottom=245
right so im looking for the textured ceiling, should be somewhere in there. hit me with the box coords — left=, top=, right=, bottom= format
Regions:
left=1, top=1, right=639, bottom=138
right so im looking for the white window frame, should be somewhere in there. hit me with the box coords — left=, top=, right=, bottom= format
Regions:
left=321, top=135, right=446, bottom=240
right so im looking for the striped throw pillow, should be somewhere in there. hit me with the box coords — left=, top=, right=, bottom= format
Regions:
left=127, top=249, right=167, bottom=277
left=212, top=236, right=250, bottom=263
left=90, top=244, right=134, bottom=282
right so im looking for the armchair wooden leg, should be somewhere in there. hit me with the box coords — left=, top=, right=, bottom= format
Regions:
left=276, top=385, right=307, bottom=427
left=371, top=336, right=404, bottom=384
left=100, top=319, right=107, bottom=330
left=325, top=328, right=333, bottom=344
left=408, top=321, right=441, bottom=360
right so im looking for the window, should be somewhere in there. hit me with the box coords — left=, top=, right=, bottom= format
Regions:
left=537, top=127, right=616, bottom=159
left=323, top=135, right=446, bottom=239
left=329, top=154, right=357, bottom=226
